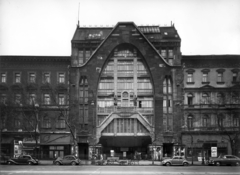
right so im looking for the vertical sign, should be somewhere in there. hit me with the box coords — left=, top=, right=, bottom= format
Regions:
left=211, top=147, right=217, bottom=157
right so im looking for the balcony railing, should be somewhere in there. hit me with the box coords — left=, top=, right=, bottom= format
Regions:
left=97, top=106, right=153, bottom=114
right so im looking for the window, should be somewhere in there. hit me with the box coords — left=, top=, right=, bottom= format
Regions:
left=187, top=73, right=193, bottom=83
left=43, top=94, right=50, bottom=105
left=56, top=117, right=65, bottom=128
left=58, top=94, right=65, bottom=105
left=43, top=73, right=50, bottom=83
left=187, top=115, right=193, bottom=129
left=15, top=73, right=21, bottom=83
left=58, top=73, right=65, bottom=83
left=187, top=93, right=193, bottom=105
left=217, top=93, right=224, bottom=104
left=232, top=72, right=237, bottom=82
left=233, top=116, right=239, bottom=127
left=218, top=114, right=224, bottom=127
left=15, top=94, right=21, bottom=104
left=1, top=73, right=6, bottom=83
left=29, top=93, right=36, bottom=105
left=78, top=50, right=84, bottom=64
left=202, top=73, right=208, bottom=83
left=29, top=73, right=36, bottom=83
left=217, top=72, right=223, bottom=82
left=202, top=93, right=209, bottom=104
left=161, top=49, right=166, bottom=58
left=168, top=49, right=173, bottom=58
left=0, top=94, right=7, bottom=104
left=42, top=117, right=51, bottom=128
left=202, top=115, right=209, bottom=127
left=85, top=50, right=91, bottom=60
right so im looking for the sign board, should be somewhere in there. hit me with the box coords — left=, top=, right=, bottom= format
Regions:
left=110, top=150, right=114, bottom=157
left=123, top=152, right=126, bottom=157
left=211, top=147, right=217, bottom=157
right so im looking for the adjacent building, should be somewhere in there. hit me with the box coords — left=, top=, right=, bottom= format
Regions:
left=0, top=22, right=239, bottom=160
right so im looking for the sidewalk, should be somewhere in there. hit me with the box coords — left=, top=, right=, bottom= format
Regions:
left=39, top=160, right=204, bottom=166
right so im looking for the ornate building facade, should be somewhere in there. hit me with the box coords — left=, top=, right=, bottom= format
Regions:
left=0, top=22, right=239, bottom=160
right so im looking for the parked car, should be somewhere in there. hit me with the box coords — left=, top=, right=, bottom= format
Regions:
left=162, top=156, right=190, bottom=166
left=53, top=155, right=80, bottom=165
left=7, top=155, right=39, bottom=165
left=207, top=155, right=240, bottom=166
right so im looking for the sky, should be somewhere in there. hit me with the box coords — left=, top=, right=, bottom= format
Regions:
left=0, top=0, right=240, bottom=56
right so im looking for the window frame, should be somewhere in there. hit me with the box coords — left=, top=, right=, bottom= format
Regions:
left=14, top=72, right=21, bottom=83
left=1, top=72, right=7, bottom=83
left=43, top=72, right=51, bottom=84
left=58, top=72, right=65, bottom=84
left=43, top=93, right=50, bottom=105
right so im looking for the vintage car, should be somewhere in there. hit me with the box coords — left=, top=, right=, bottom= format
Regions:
left=207, top=155, right=240, bottom=166
left=162, top=156, right=190, bottom=166
left=7, top=155, right=39, bottom=165
left=53, top=155, right=80, bottom=165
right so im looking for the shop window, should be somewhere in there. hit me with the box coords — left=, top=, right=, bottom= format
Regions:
left=1, top=72, right=6, bottom=83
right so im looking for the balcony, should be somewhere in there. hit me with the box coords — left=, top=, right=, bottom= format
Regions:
left=97, top=106, right=153, bottom=115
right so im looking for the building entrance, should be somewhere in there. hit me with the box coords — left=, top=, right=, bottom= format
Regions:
left=99, top=136, right=151, bottom=159
left=163, top=143, right=173, bottom=157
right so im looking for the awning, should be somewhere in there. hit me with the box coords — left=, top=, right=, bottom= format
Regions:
left=40, top=134, right=71, bottom=145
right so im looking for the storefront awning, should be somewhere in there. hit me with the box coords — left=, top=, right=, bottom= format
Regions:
left=40, top=134, right=71, bottom=145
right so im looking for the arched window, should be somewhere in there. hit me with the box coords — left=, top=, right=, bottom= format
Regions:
left=217, top=114, right=224, bottom=127
left=187, top=115, right=193, bottom=129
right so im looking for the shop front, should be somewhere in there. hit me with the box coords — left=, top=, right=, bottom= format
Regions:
left=40, top=134, right=71, bottom=159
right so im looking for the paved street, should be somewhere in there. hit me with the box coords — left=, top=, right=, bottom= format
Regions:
left=1, top=165, right=240, bottom=175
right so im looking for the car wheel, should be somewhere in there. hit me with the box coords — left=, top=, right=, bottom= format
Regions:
left=28, top=162, right=32, bottom=165
left=183, top=162, right=189, bottom=166
left=166, top=162, right=171, bottom=166
left=71, top=162, right=76, bottom=166
left=56, top=162, right=60, bottom=165
left=7, top=161, right=12, bottom=165
left=235, top=162, right=239, bottom=166
left=215, top=162, right=221, bottom=166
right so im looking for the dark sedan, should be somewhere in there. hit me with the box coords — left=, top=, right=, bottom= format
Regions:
left=53, top=155, right=80, bottom=165
left=7, top=155, right=39, bottom=165
left=208, top=155, right=240, bottom=166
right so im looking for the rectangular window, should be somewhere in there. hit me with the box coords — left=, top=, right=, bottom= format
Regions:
left=56, top=118, right=65, bottom=128
left=1, top=73, right=6, bottom=83
left=85, top=50, right=91, bottom=60
left=14, top=118, right=21, bottom=128
left=187, top=73, right=193, bottom=83
left=29, top=73, right=36, bottom=83
left=0, top=94, right=7, bottom=104
left=161, top=50, right=166, bottom=58
left=29, top=93, right=36, bottom=105
left=217, top=73, right=223, bottom=82
left=15, top=94, right=21, bottom=104
left=58, top=94, right=65, bottom=105
left=168, top=49, right=173, bottom=58
left=42, top=118, right=51, bottom=128
left=43, top=73, right=50, bottom=83
left=168, top=58, right=173, bottom=65
left=43, top=94, right=50, bottom=105
left=233, top=117, right=239, bottom=127
left=78, top=50, right=84, bottom=64
left=15, top=73, right=21, bottom=83
left=202, top=73, right=208, bottom=82
left=232, top=72, right=237, bottom=82
left=58, top=73, right=65, bottom=83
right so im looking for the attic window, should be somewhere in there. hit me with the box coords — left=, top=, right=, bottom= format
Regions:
left=164, top=32, right=168, bottom=35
